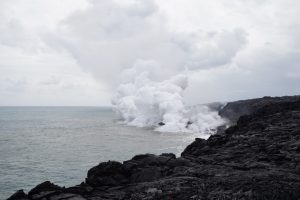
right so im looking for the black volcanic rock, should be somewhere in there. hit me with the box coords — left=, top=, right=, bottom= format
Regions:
left=158, top=122, right=165, bottom=126
left=219, top=95, right=300, bottom=123
left=86, top=161, right=129, bottom=186
left=7, top=190, right=28, bottom=200
left=27, top=181, right=63, bottom=200
left=7, top=96, right=300, bottom=200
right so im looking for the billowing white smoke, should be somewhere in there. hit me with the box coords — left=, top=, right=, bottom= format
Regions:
left=186, top=104, right=225, bottom=135
left=112, top=60, right=225, bottom=136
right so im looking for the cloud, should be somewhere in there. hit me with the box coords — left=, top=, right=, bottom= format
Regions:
left=43, top=0, right=300, bottom=106
left=0, top=0, right=299, bottom=106
left=51, top=0, right=247, bottom=88
left=0, top=77, right=28, bottom=93
left=173, top=29, right=247, bottom=70
left=0, top=0, right=107, bottom=106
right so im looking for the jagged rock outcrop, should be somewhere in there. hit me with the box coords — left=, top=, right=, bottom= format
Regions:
left=7, top=96, right=300, bottom=200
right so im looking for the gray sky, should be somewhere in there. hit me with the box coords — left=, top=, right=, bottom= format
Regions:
left=0, top=0, right=299, bottom=106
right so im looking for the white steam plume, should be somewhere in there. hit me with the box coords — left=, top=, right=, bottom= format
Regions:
left=112, top=60, right=225, bottom=136
left=52, top=0, right=248, bottom=136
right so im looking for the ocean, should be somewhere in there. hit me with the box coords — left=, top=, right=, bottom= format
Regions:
left=0, top=107, right=200, bottom=199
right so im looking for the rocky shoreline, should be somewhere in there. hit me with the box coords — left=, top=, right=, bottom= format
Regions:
left=7, top=96, right=300, bottom=200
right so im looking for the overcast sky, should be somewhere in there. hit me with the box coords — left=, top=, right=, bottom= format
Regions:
left=0, top=0, right=299, bottom=106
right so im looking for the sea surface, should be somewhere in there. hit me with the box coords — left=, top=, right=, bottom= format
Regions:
left=0, top=107, right=200, bottom=199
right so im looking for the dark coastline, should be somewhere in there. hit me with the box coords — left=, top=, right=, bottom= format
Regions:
left=7, top=96, right=300, bottom=200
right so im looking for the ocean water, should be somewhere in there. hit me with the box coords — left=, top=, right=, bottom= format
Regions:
left=0, top=107, right=201, bottom=199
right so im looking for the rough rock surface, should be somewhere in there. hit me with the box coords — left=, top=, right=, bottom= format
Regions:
left=219, top=95, right=300, bottom=123
left=7, top=96, right=300, bottom=200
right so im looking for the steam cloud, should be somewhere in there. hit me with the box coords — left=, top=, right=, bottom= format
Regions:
left=1, top=0, right=300, bottom=108
left=53, top=0, right=246, bottom=134
left=33, top=0, right=299, bottom=134
left=112, top=60, right=225, bottom=135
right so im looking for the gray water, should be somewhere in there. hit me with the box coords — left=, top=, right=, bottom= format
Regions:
left=0, top=107, right=199, bottom=199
